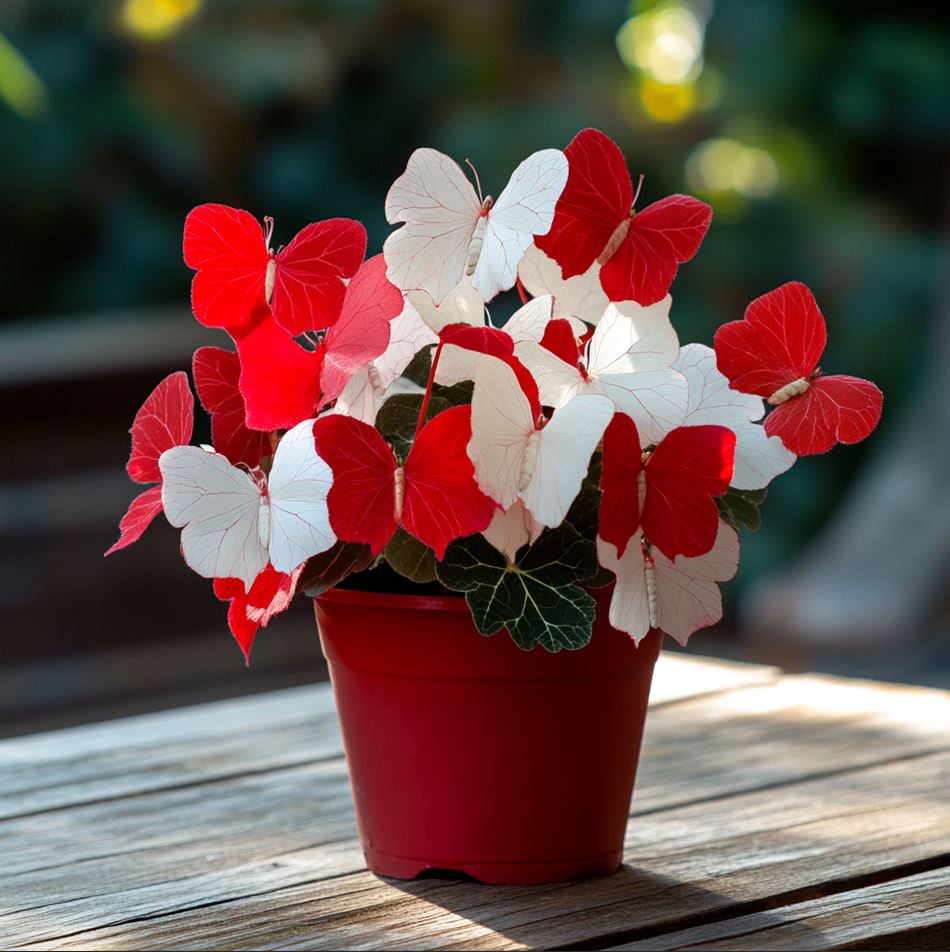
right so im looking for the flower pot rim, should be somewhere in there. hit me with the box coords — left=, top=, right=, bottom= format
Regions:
left=316, top=586, right=469, bottom=613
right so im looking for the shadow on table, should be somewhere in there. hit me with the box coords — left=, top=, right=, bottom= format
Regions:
left=381, top=864, right=819, bottom=950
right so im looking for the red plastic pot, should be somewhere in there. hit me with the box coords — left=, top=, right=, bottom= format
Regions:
left=314, top=585, right=662, bottom=884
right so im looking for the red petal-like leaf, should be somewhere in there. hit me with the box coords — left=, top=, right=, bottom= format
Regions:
left=438, top=323, right=514, bottom=358
left=192, top=347, right=271, bottom=467
left=313, top=414, right=398, bottom=555
left=272, top=218, right=367, bottom=336
left=600, top=195, right=712, bottom=305
left=539, top=318, right=582, bottom=366
left=184, top=204, right=270, bottom=331
left=233, top=314, right=324, bottom=431
left=104, top=486, right=164, bottom=556
left=535, top=128, right=632, bottom=279
left=642, top=425, right=736, bottom=560
left=402, top=406, right=496, bottom=559
left=127, top=371, right=194, bottom=484
left=320, top=254, right=402, bottom=407
left=214, top=564, right=301, bottom=664
left=599, top=413, right=643, bottom=558
left=765, top=375, right=883, bottom=456
left=714, top=281, right=827, bottom=398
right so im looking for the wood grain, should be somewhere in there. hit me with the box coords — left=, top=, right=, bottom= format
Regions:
left=1, top=655, right=948, bottom=951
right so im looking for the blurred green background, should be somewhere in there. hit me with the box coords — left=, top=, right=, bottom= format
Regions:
left=1, top=0, right=947, bottom=732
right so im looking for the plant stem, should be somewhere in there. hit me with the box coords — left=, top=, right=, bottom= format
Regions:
left=415, top=340, right=444, bottom=439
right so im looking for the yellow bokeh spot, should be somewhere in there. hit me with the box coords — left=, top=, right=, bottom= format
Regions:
left=120, top=0, right=201, bottom=41
left=639, top=80, right=696, bottom=123
left=617, top=4, right=705, bottom=85
left=686, top=138, right=779, bottom=198
left=0, top=33, right=48, bottom=117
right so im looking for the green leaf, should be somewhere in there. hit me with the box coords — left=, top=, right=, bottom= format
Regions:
left=402, top=348, right=432, bottom=387
left=299, top=541, right=374, bottom=597
left=436, top=524, right=598, bottom=653
left=433, top=378, right=475, bottom=407
left=715, top=487, right=768, bottom=532
left=376, top=393, right=449, bottom=460
left=562, top=482, right=614, bottom=588
left=383, top=527, right=437, bottom=583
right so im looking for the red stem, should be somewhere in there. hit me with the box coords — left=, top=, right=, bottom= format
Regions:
left=415, top=340, right=445, bottom=439
left=516, top=274, right=529, bottom=306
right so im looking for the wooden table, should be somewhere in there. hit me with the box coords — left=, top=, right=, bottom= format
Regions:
left=3, top=653, right=949, bottom=950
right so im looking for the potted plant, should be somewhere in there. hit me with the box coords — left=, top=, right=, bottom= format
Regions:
left=107, top=128, right=882, bottom=884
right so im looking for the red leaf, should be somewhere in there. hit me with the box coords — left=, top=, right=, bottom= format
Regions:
left=534, top=129, right=711, bottom=305
left=184, top=204, right=270, bottom=331
left=104, top=486, right=164, bottom=556
left=313, top=414, right=399, bottom=555
left=600, top=194, right=712, bottom=305
left=599, top=413, right=643, bottom=558
left=233, top=314, right=324, bottom=431
left=320, top=254, right=402, bottom=407
left=765, top=376, right=883, bottom=456
left=535, top=128, right=633, bottom=279
left=438, top=323, right=515, bottom=358
left=184, top=204, right=366, bottom=335
left=600, top=417, right=735, bottom=561
left=642, top=425, right=736, bottom=560
left=192, top=347, right=271, bottom=467
left=272, top=218, right=367, bottom=336
left=214, top=565, right=301, bottom=664
left=539, top=318, right=581, bottom=366
left=402, top=406, right=496, bottom=559
left=714, top=282, right=827, bottom=398
left=714, top=282, right=882, bottom=456
left=127, top=371, right=194, bottom=484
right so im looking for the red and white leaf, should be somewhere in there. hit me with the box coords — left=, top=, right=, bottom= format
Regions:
left=516, top=298, right=687, bottom=445
left=104, top=486, right=164, bottom=556
left=192, top=347, right=270, bottom=468
left=673, top=343, right=795, bottom=490
left=127, top=371, right=195, bottom=484
left=598, top=523, right=739, bottom=646
left=213, top=564, right=302, bottom=664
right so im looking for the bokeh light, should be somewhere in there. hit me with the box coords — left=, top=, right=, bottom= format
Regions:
left=616, top=1, right=712, bottom=124
left=119, top=0, right=202, bottom=42
left=0, top=34, right=48, bottom=118
left=686, top=137, right=780, bottom=199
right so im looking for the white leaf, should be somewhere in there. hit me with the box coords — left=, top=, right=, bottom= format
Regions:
left=673, top=343, right=796, bottom=490
left=384, top=149, right=481, bottom=304
left=267, top=419, right=336, bottom=575
left=159, top=446, right=267, bottom=591
left=518, top=244, right=608, bottom=327
left=516, top=298, right=688, bottom=445
left=598, top=523, right=740, bottom=646
left=520, top=392, right=614, bottom=528
left=471, top=149, right=569, bottom=302
left=482, top=499, right=533, bottom=563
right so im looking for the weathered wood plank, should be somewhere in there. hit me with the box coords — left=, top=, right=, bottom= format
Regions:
left=6, top=750, right=950, bottom=950
left=0, top=653, right=777, bottom=820
left=612, top=865, right=950, bottom=950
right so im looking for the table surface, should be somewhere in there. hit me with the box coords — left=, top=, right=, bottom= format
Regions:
left=3, top=652, right=949, bottom=951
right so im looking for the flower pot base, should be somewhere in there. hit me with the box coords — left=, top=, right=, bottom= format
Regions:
left=364, top=847, right=623, bottom=885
